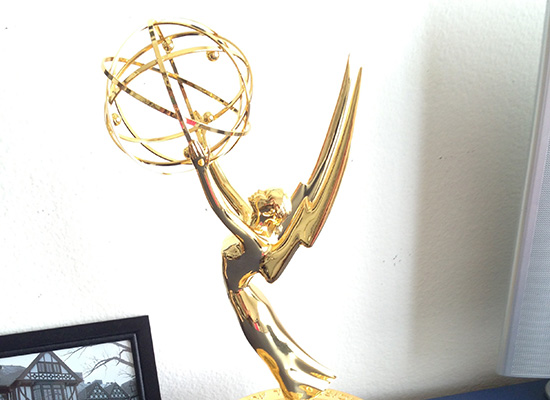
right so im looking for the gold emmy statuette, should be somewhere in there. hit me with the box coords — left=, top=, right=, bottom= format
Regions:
left=102, top=20, right=362, bottom=400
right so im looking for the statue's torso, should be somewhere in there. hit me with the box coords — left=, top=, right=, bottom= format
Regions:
left=222, top=234, right=263, bottom=291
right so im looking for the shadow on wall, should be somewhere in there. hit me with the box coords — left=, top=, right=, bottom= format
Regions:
left=410, top=3, right=543, bottom=398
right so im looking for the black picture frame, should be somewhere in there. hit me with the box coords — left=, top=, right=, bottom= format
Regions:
left=0, top=316, right=161, bottom=400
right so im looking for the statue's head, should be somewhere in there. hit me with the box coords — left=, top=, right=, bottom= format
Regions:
left=248, top=188, right=291, bottom=239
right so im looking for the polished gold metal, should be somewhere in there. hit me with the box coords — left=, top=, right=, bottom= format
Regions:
left=241, top=389, right=363, bottom=400
left=103, top=19, right=252, bottom=172
left=103, top=19, right=362, bottom=400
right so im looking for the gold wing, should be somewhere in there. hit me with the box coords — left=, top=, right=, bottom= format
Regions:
left=260, top=62, right=362, bottom=283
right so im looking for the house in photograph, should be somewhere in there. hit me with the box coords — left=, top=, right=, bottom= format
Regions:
left=103, top=383, right=129, bottom=400
left=77, top=381, right=130, bottom=400
left=120, top=380, right=138, bottom=400
left=0, top=352, right=83, bottom=400
left=77, top=381, right=108, bottom=400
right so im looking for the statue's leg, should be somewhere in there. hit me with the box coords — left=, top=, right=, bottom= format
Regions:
left=228, top=282, right=335, bottom=400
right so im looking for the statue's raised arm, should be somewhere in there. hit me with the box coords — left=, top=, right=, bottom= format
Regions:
left=187, top=140, right=257, bottom=248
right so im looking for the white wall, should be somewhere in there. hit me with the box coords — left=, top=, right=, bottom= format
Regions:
left=0, top=1, right=546, bottom=399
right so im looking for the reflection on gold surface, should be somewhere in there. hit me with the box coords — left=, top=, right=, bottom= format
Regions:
left=103, top=20, right=252, bottom=171
left=103, top=19, right=361, bottom=400
left=241, top=388, right=363, bottom=400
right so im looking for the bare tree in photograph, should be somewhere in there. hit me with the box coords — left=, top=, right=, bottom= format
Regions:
left=64, top=341, right=135, bottom=381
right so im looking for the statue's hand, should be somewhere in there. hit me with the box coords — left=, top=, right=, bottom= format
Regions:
left=187, top=141, right=207, bottom=168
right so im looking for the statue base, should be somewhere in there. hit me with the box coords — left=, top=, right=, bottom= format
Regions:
left=241, top=388, right=363, bottom=399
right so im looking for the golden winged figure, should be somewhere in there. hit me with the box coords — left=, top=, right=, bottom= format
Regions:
left=103, top=20, right=361, bottom=400
left=188, top=63, right=361, bottom=400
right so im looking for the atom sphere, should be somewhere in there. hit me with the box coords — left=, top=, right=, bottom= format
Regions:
left=102, top=19, right=252, bottom=172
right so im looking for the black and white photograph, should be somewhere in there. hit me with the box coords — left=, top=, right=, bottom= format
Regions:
left=0, top=317, right=160, bottom=400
